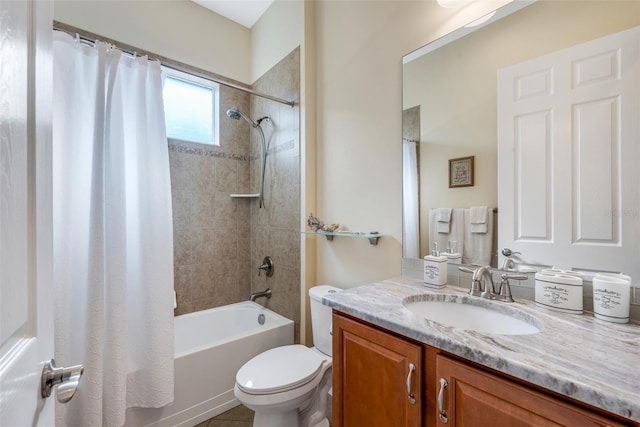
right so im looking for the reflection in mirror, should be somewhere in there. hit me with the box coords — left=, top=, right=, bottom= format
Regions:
left=402, top=0, right=639, bottom=277
left=402, top=106, right=420, bottom=259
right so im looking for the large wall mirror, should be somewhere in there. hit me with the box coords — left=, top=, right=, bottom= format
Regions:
left=402, top=0, right=639, bottom=277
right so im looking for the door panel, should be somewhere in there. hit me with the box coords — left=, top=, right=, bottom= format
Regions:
left=515, top=110, right=552, bottom=240
left=573, top=97, right=618, bottom=243
left=1, top=0, right=30, bottom=354
left=0, top=0, right=55, bottom=425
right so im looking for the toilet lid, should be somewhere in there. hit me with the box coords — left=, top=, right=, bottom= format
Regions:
left=236, top=345, right=327, bottom=395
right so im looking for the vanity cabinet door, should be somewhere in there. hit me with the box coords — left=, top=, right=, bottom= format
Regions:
left=435, top=355, right=629, bottom=427
left=332, top=312, right=422, bottom=427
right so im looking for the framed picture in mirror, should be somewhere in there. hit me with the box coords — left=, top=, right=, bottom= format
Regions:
left=449, top=156, right=474, bottom=188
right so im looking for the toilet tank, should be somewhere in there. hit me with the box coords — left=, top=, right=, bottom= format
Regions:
left=309, top=285, right=341, bottom=356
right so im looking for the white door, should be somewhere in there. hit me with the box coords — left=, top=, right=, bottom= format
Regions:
left=0, top=0, right=58, bottom=425
left=497, top=26, right=640, bottom=278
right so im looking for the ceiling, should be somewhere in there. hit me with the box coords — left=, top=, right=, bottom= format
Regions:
left=191, top=0, right=274, bottom=28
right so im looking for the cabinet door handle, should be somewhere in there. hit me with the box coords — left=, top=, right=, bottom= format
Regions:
left=406, top=362, right=416, bottom=404
left=437, top=377, right=448, bottom=423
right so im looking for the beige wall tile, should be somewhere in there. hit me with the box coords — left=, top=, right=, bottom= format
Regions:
left=173, top=226, right=192, bottom=266
left=170, top=48, right=300, bottom=333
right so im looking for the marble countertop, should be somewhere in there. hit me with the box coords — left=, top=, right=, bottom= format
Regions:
left=323, top=276, right=640, bottom=422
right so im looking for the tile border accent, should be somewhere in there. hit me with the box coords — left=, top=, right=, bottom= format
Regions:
left=168, top=143, right=250, bottom=161
left=168, top=139, right=296, bottom=161
left=269, top=139, right=295, bottom=156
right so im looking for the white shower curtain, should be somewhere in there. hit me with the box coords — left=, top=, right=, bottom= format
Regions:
left=403, top=139, right=420, bottom=258
left=52, top=31, right=174, bottom=427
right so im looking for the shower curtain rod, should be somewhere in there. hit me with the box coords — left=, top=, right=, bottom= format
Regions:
left=53, top=21, right=296, bottom=108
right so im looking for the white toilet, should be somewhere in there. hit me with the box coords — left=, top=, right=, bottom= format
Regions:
left=234, top=285, right=340, bottom=427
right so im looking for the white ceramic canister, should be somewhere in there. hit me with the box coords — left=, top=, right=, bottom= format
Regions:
left=592, top=274, right=631, bottom=324
left=534, top=272, right=584, bottom=314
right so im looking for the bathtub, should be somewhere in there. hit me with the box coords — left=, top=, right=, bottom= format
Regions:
left=124, top=301, right=294, bottom=427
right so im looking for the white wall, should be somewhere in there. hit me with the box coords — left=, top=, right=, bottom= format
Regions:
left=312, top=0, right=509, bottom=289
left=54, top=0, right=252, bottom=84
left=250, top=0, right=305, bottom=84
left=52, top=0, right=515, bottom=328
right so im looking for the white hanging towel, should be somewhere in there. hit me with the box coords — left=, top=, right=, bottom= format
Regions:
left=429, top=208, right=465, bottom=255
left=469, top=206, right=488, bottom=233
left=435, top=208, right=453, bottom=233
left=463, top=208, right=494, bottom=265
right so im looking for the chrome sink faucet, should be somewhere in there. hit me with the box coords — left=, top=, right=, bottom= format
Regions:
left=460, top=266, right=526, bottom=303
left=501, top=248, right=521, bottom=271
left=476, top=266, right=497, bottom=300
left=459, top=265, right=495, bottom=298
left=502, top=257, right=516, bottom=271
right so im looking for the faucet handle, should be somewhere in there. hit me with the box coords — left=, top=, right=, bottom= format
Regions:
left=257, top=256, right=274, bottom=277
left=503, top=273, right=527, bottom=281
left=497, top=273, right=527, bottom=302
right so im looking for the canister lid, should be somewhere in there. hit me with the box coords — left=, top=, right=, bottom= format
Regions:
left=535, top=272, right=583, bottom=286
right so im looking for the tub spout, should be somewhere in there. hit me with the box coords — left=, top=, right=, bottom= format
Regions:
left=249, top=288, right=272, bottom=302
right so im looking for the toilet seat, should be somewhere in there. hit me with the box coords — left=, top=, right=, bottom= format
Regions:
left=236, top=345, right=327, bottom=395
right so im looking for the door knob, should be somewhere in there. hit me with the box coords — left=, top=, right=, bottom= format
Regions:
left=41, top=359, right=84, bottom=403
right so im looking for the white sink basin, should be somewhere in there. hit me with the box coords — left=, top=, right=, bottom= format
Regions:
left=403, top=296, right=542, bottom=335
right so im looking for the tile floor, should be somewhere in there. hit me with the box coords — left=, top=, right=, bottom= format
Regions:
left=195, top=405, right=254, bottom=427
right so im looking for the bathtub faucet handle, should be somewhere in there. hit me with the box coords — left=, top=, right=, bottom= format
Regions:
left=257, top=256, right=274, bottom=277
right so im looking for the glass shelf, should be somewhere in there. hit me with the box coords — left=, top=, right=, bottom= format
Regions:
left=302, top=231, right=382, bottom=246
left=230, top=193, right=260, bottom=198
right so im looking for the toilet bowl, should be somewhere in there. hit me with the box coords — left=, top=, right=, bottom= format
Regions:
left=234, top=285, right=340, bottom=427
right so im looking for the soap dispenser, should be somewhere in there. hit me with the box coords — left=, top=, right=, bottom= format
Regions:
left=424, top=243, right=447, bottom=288
left=440, top=240, right=462, bottom=265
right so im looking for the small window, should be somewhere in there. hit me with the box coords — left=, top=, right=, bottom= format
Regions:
left=162, top=67, right=220, bottom=145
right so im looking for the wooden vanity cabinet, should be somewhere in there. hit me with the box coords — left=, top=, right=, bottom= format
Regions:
left=332, top=312, right=423, bottom=427
left=435, top=355, right=631, bottom=427
left=333, top=311, right=635, bottom=427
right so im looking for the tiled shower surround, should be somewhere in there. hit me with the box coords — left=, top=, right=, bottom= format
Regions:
left=171, top=48, right=301, bottom=341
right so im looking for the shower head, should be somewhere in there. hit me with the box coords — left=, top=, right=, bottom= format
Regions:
left=226, top=107, right=270, bottom=209
left=226, top=107, right=258, bottom=128
left=226, top=108, right=242, bottom=121
left=226, top=108, right=270, bottom=128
